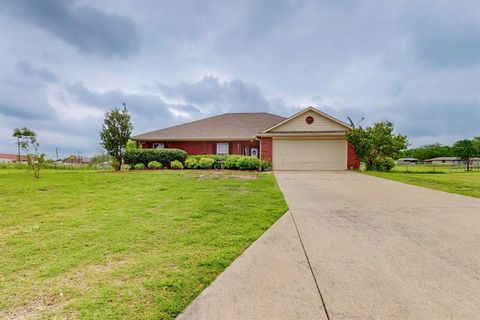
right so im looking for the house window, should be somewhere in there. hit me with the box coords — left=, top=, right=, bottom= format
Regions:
left=216, top=143, right=229, bottom=155
left=152, top=143, right=164, bottom=149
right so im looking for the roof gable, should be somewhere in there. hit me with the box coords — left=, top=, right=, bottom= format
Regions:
left=262, top=107, right=352, bottom=134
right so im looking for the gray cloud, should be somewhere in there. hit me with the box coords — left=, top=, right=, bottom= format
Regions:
left=3, top=0, right=139, bottom=58
left=16, top=60, right=59, bottom=83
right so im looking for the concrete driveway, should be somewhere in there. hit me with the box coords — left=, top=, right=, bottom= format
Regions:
left=178, top=171, right=480, bottom=320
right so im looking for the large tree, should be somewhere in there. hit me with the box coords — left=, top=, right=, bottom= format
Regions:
left=100, top=105, right=133, bottom=171
left=347, top=121, right=408, bottom=171
left=452, top=139, right=477, bottom=171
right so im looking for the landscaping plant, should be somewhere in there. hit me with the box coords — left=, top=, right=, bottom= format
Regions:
left=147, top=161, right=162, bottom=170
left=100, top=104, right=133, bottom=171
left=184, top=157, right=199, bottom=169
left=134, top=163, right=145, bottom=170
left=347, top=121, right=408, bottom=171
left=198, top=157, right=215, bottom=169
left=12, top=127, right=45, bottom=178
left=236, top=156, right=261, bottom=170
left=170, top=160, right=184, bottom=169
left=124, top=149, right=187, bottom=167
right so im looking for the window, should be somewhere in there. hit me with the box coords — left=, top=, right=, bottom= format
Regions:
left=216, top=143, right=229, bottom=155
left=152, top=143, right=164, bottom=149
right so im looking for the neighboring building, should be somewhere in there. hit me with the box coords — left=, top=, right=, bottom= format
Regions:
left=469, top=158, right=480, bottom=166
left=62, top=155, right=90, bottom=164
left=397, top=157, right=418, bottom=164
left=132, top=107, right=360, bottom=171
left=0, top=153, right=27, bottom=163
left=425, top=157, right=465, bottom=165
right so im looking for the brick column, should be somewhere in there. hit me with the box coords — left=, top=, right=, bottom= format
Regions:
left=347, top=142, right=360, bottom=170
left=260, top=137, right=272, bottom=162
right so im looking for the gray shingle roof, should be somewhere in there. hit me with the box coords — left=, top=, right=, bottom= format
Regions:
left=131, top=112, right=286, bottom=141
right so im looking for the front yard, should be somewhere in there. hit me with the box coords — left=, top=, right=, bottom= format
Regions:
left=0, top=169, right=287, bottom=319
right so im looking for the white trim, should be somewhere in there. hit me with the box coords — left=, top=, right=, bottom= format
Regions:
left=152, top=143, right=164, bottom=149
left=262, top=106, right=352, bottom=133
left=216, top=142, right=229, bottom=155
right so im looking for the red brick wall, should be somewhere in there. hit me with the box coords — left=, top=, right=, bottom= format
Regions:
left=347, top=142, right=360, bottom=170
left=139, top=140, right=259, bottom=156
left=260, top=137, right=273, bottom=162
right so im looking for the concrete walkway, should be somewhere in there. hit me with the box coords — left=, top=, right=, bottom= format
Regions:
left=178, top=171, right=480, bottom=320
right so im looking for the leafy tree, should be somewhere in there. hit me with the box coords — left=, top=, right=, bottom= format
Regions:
left=89, top=153, right=112, bottom=165
left=12, top=127, right=36, bottom=161
left=126, top=139, right=139, bottom=151
left=400, top=143, right=453, bottom=160
left=100, top=105, right=133, bottom=171
left=12, top=127, right=44, bottom=178
left=473, top=137, right=480, bottom=157
left=347, top=121, right=408, bottom=171
left=452, top=139, right=477, bottom=171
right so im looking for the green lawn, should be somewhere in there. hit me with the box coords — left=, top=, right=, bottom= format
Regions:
left=0, top=169, right=287, bottom=319
left=364, top=169, right=480, bottom=199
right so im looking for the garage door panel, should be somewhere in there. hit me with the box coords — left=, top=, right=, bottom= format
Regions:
left=273, top=139, right=346, bottom=171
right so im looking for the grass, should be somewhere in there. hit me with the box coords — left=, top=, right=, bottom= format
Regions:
left=364, top=165, right=480, bottom=199
left=0, top=169, right=287, bottom=319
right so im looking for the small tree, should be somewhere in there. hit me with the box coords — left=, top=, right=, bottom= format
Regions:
left=452, top=139, right=477, bottom=171
left=100, top=104, right=133, bottom=171
left=347, top=121, right=408, bottom=171
left=12, top=127, right=44, bottom=178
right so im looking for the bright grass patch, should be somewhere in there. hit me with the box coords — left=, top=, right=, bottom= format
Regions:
left=364, top=170, right=480, bottom=199
left=0, top=169, right=287, bottom=319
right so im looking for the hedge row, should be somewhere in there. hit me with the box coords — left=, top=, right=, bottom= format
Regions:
left=123, top=149, right=188, bottom=167
left=185, top=154, right=271, bottom=171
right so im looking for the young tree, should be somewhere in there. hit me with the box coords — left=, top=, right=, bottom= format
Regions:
left=347, top=121, right=408, bottom=171
left=12, top=127, right=44, bottom=178
left=100, top=105, right=133, bottom=171
left=12, top=127, right=36, bottom=161
left=452, top=139, right=477, bottom=171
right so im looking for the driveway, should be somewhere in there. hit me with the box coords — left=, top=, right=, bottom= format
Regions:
left=178, top=171, right=480, bottom=320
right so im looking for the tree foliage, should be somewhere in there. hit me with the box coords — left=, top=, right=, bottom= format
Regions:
left=12, top=127, right=44, bottom=178
left=347, top=121, right=408, bottom=171
left=452, top=139, right=478, bottom=171
left=400, top=143, right=453, bottom=160
left=100, top=105, right=133, bottom=171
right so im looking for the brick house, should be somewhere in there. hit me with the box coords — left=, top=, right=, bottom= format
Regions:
left=132, top=107, right=360, bottom=170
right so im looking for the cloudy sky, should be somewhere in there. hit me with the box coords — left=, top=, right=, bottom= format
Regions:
left=1, top=0, right=479, bottom=158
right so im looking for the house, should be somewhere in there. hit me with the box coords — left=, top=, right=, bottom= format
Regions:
left=0, top=153, right=27, bottom=163
left=425, top=157, right=465, bottom=165
left=62, top=155, right=90, bottom=164
left=132, top=107, right=360, bottom=171
left=397, top=157, right=418, bottom=164
left=469, top=158, right=480, bottom=166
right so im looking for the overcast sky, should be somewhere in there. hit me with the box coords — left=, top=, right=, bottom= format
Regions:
left=1, top=0, right=479, bottom=158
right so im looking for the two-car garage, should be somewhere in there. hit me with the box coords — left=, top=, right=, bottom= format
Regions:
left=272, top=137, right=347, bottom=171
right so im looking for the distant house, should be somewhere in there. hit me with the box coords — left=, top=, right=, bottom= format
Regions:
left=0, top=153, right=27, bottom=163
left=62, top=155, right=90, bottom=164
left=396, top=157, right=418, bottom=164
left=469, top=158, right=480, bottom=166
left=425, top=157, right=465, bottom=165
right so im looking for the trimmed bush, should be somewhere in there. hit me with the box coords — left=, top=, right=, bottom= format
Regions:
left=124, top=148, right=187, bottom=167
left=224, top=155, right=242, bottom=169
left=134, top=163, right=145, bottom=170
left=147, top=161, right=162, bottom=170
left=170, top=160, right=184, bottom=169
left=373, top=157, right=396, bottom=171
left=186, top=154, right=225, bottom=168
left=198, top=157, right=215, bottom=169
left=260, top=160, right=272, bottom=171
left=236, top=156, right=261, bottom=170
left=185, top=157, right=199, bottom=169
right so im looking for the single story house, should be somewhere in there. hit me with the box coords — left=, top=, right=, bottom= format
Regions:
left=132, top=107, right=360, bottom=171
left=62, top=155, right=90, bottom=164
left=469, top=157, right=480, bottom=166
left=425, top=157, right=465, bottom=165
left=0, top=153, right=27, bottom=163
left=397, top=157, right=418, bottom=164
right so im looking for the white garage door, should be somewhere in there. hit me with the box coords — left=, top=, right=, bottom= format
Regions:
left=273, top=138, right=347, bottom=171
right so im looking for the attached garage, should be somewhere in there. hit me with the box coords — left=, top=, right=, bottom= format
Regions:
left=259, top=107, right=354, bottom=171
left=272, top=138, right=347, bottom=171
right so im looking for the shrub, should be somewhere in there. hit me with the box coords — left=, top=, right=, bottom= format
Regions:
left=170, top=160, right=184, bottom=169
left=184, top=157, right=199, bottom=169
left=198, top=157, right=215, bottom=169
left=224, top=155, right=242, bottom=169
left=260, top=160, right=272, bottom=171
left=369, top=157, right=396, bottom=171
left=236, top=156, right=261, bottom=170
left=134, top=163, right=145, bottom=170
left=186, top=154, right=225, bottom=168
left=124, top=148, right=187, bottom=167
left=147, top=161, right=162, bottom=170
